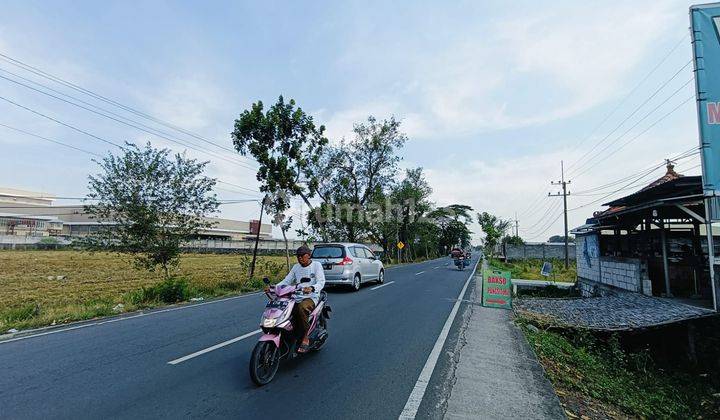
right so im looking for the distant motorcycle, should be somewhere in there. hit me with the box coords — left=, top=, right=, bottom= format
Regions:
left=454, top=256, right=465, bottom=271
left=249, top=277, right=331, bottom=386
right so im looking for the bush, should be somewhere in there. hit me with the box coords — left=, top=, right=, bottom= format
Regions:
left=518, top=318, right=717, bottom=418
left=125, top=277, right=193, bottom=305
left=1, top=304, right=39, bottom=324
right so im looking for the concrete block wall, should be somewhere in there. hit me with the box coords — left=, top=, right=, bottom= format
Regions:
left=576, top=235, right=599, bottom=283
left=506, top=243, right=576, bottom=261
left=599, top=257, right=641, bottom=293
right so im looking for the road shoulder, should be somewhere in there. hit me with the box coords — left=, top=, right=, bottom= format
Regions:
left=443, top=270, right=566, bottom=419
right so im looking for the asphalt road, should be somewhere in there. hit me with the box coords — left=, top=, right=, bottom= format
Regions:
left=0, top=256, right=478, bottom=419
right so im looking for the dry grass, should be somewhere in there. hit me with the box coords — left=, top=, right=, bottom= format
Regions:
left=0, top=250, right=290, bottom=331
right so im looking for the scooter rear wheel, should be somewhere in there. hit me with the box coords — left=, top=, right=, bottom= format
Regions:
left=250, top=341, right=280, bottom=386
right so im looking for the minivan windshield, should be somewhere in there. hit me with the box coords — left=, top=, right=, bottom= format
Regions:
left=311, top=246, right=345, bottom=259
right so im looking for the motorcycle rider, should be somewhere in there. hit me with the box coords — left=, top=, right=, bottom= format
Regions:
left=450, top=247, right=464, bottom=259
left=266, top=245, right=325, bottom=353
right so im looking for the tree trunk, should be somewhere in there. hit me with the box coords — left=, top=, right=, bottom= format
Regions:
left=250, top=197, right=266, bottom=278
left=282, top=228, right=290, bottom=271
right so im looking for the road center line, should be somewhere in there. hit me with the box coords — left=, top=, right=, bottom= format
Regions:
left=370, top=281, right=395, bottom=291
left=433, top=266, right=440, bottom=269
left=399, top=259, right=478, bottom=419
left=415, top=271, right=425, bottom=276
left=168, top=329, right=262, bottom=365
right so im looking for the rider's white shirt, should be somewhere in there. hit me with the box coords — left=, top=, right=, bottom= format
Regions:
left=277, top=261, right=326, bottom=304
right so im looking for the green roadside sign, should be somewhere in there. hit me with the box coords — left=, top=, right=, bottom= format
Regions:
left=482, top=269, right=512, bottom=309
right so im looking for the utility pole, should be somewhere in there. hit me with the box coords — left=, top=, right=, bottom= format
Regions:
left=514, top=212, right=519, bottom=237
left=249, top=195, right=268, bottom=278
left=549, top=161, right=571, bottom=269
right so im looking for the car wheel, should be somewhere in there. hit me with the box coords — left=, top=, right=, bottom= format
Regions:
left=376, top=269, right=384, bottom=284
left=352, top=273, right=361, bottom=291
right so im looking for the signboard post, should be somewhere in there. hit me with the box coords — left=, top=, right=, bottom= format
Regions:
left=482, top=269, right=512, bottom=309
left=690, top=3, right=720, bottom=311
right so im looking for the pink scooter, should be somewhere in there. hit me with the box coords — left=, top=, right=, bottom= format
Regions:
left=249, top=277, right=331, bottom=386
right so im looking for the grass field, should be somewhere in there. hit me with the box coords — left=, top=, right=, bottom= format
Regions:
left=0, top=250, right=290, bottom=331
left=488, top=258, right=576, bottom=282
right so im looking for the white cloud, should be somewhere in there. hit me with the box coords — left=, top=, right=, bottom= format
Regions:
left=326, top=1, right=678, bottom=140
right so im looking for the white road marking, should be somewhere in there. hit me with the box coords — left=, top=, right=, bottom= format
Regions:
left=370, top=281, right=395, bottom=291
left=415, top=271, right=425, bottom=276
left=399, top=259, right=479, bottom=419
left=0, top=291, right=264, bottom=345
left=433, top=267, right=440, bottom=269
left=168, top=329, right=262, bottom=365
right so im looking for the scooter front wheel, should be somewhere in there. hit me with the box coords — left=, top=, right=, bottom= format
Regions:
left=249, top=341, right=280, bottom=386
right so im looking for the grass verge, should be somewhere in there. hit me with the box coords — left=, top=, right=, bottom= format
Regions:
left=489, top=258, right=576, bottom=282
left=516, top=315, right=719, bottom=419
left=0, top=250, right=289, bottom=332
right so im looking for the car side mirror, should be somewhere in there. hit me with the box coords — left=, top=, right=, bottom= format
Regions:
left=262, top=277, right=270, bottom=285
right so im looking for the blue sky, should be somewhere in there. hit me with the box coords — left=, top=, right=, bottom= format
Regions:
left=0, top=0, right=703, bottom=241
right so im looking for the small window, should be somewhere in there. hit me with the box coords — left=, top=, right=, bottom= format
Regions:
left=364, top=248, right=376, bottom=259
left=349, top=246, right=363, bottom=258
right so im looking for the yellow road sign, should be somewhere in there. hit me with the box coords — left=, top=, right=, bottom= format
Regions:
left=397, top=241, right=405, bottom=249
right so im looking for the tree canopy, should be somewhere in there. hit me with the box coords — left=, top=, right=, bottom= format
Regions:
left=84, top=142, right=219, bottom=278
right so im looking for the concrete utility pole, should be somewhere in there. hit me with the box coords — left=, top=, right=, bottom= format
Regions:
left=549, top=161, right=571, bottom=269
left=514, top=212, right=519, bottom=237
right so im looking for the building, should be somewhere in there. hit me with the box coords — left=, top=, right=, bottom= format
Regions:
left=571, top=162, right=718, bottom=310
left=0, top=187, right=272, bottom=240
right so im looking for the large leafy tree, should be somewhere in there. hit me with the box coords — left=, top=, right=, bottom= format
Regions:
left=84, top=142, right=219, bottom=278
left=310, top=116, right=407, bottom=242
left=232, top=96, right=329, bottom=271
left=232, top=95, right=329, bottom=208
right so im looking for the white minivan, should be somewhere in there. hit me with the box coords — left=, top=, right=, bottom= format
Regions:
left=312, top=243, right=385, bottom=291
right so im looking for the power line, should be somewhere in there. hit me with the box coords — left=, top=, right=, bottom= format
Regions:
left=0, top=119, right=264, bottom=200
left=0, top=122, right=102, bottom=157
left=570, top=93, right=695, bottom=180
left=566, top=59, right=693, bottom=174
left=525, top=212, right=564, bottom=241
left=520, top=200, right=561, bottom=231
left=0, top=94, right=123, bottom=149
left=567, top=33, right=690, bottom=156
left=0, top=74, right=256, bottom=170
left=0, top=51, right=259, bottom=169
left=572, top=149, right=698, bottom=195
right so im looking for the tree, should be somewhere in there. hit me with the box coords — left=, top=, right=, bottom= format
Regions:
left=503, top=235, right=525, bottom=246
left=548, top=235, right=575, bottom=243
left=444, top=204, right=474, bottom=223
left=232, top=96, right=329, bottom=272
left=266, top=190, right=293, bottom=270
left=426, top=207, right=472, bottom=253
left=477, top=212, right=510, bottom=259
left=84, top=142, right=219, bottom=279
left=232, top=95, right=328, bottom=220
left=309, top=116, right=407, bottom=242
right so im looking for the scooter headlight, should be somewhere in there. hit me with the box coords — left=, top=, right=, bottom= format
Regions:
left=262, top=317, right=277, bottom=328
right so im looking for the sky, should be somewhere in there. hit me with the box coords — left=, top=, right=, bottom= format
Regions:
left=0, top=0, right=705, bottom=243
